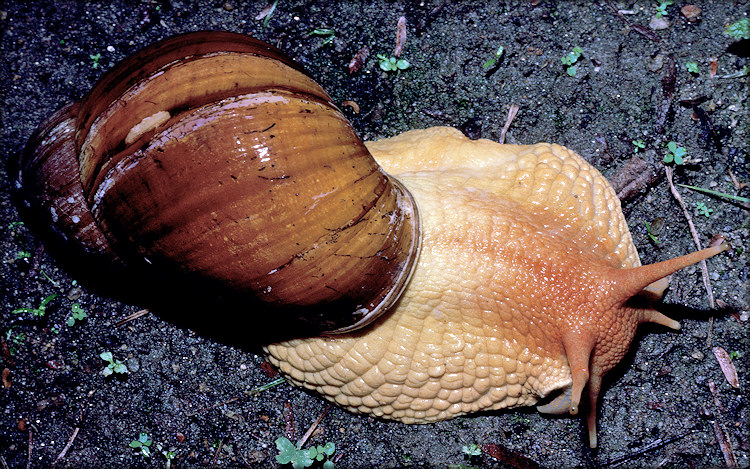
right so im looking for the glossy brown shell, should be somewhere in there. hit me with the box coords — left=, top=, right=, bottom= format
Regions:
left=15, top=31, right=421, bottom=334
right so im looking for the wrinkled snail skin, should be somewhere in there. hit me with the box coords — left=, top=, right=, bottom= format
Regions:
left=15, top=32, right=728, bottom=450
left=265, top=127, right=728, bottom=448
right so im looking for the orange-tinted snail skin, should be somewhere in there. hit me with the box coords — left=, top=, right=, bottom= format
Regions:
left=15, top=32, right=727, bottom=449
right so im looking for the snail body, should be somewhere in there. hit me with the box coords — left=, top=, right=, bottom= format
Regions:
left=15, top=32, right=727, bottom=449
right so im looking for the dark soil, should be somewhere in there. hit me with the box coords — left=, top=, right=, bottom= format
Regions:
left=1, top=1, right=748, bottom=468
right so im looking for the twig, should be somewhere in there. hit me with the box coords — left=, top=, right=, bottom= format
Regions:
left=606, top=0, right=661, bottom=42
left=50, top=427, right=80, bottom=469
left=284, top=402, right=295, bottom=441
left=209, top=438, right=224, bottom=469
left=114, top=309, right=150, bottom=327
left=187, top=395, right=242, bottom=417
left=708, top=380, right=726, bottom=412
left=26, top=428, right=32, bottom=469
left=0, top=454, right=9, bottom=469
left=297, top=404, right=332, bottom=449
left=603, top=431, right=696, bottom=467
left=499, top=104, right=519, bottom=144
left=664, top=166, right=717, bottom=345
left=712, top=421, right=738, bottom=468
left=51, top=388, right=96, bottom=468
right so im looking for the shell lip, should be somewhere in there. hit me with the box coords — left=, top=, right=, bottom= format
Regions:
left=324, top=176, right=422, bottom=335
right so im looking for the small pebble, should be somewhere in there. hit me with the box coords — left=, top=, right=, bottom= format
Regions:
left=691, top=350, right=705, bottom=360
left=649, top=16, right=670, bottom=30
left=648, top=53, right=664, bottom=72
left=681, top=5, right=701, bottom=22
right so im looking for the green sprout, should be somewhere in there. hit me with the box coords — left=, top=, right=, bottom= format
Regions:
left=261, top=0, right=279, bottom=31
left=729, top=350, right=741, bottom=360
left=89, top=53, right=101, bottom=69
left=11, top=293, right=57, bottom=317
left=676, top=184, right=750, bottom=204
left=377, top=54, right=410, bottom=72
left=654, top=0, right=674, bottom=19
left=246, top=377, right=285, bottom=395
left=461, top=443, right=482, bottom=456
left=695, top=201, right=713, bottom=217
left=308, top=28, right=336, bottom=46
left=67, top=303, right=88, bottom=327
left=643, top=221, right=660, bottom=244
left=560, top=46, right=583, bottom=76
left=724, top=18, right=750, bottom=40
left=482, top=46, right=505, bottom=69
left=686, top=62, right=699, bottom=74
left=15, top=251, right=31, bottom=260
left=275, top=437, right=335, bottom=469
left=663, top=141, right=686, bottom=165
left=632, top=139, right=646, bottom=153
left=100, top=351, right=129, bottom=377
left=129, top=432, right=152, bottom=458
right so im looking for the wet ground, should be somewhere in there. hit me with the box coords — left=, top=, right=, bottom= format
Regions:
left=1, top=1, right=748, bottom=468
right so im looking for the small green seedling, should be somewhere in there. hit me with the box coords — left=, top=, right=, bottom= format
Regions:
left=461, top=443, right=482, bottom=456
left=377, top=54, right=410, bottom=72
left=686, top=61, right=699, bottom=74
left=11, top=293, right=57, bottom=317
left=729, top=350, right=741, bottom=360
left=4, top=327, right=26, bottom=356
left=8, top=221, right=25, bottom=237
left=129, top=432, right=152, bottom=458
left=89, top=53, right=101, bottom=69
left=482, top=46, right=505, bottom=69
left=654, top=0, right=674, bottom=18
left=724, top=18, right=750, bottom=40
left=663, top=141, right=686, bottom=165
left=100, top=351, right=129, bottom=376
left=67, top=303, right=88, bottom=326
left=15, top=251, right=31, bottom=260
left=275, top=437, right=335, bottom=469
left=162, top=448, right=176, bottom=469
left=643, top=221, right=660, bottom=244
left=695, top=201, right=713, bottom=217
left=632, top=139, right=646, bottom=153
left=560, top=46, right=583, bottom=76
left=308, top=28, right=336, bottom=46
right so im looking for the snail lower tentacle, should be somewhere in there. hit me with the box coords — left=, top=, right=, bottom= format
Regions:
left=15, top=32, right=728, bottom=449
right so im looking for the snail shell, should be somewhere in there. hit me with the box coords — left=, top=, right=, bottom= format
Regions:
left=14, top=31, right=420, bottom=334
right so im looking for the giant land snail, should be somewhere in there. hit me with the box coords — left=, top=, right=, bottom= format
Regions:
left=14, top=31, right=728, bottom=448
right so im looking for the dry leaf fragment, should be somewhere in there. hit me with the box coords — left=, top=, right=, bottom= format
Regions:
left=394, top=16, right=407, bottom=57
left=482, top=443, right=540, bottom=469
left=709, top=57, right=718, bottom=78
left=728, top=169, right=747, bottom=190
left=342, top=100, right=360, bottom=114
left=1, top=368, right=10, bottom=388
left=713, top=346, right=740, bottom=388
left=255, top=4, right=273, bottom=20
left=348, top=45, right=370, bottom=74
